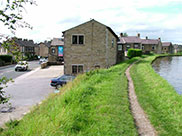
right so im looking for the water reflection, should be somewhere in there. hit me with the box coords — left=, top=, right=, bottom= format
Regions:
left=152, top=56, right=182, bottom=94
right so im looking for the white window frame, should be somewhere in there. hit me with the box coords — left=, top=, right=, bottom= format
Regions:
left=71, top=34, right=85, bottom=45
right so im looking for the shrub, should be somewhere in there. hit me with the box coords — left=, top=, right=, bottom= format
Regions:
left=127, top=48, right=142, bottom=58
left=0, top=55, right=12, bottom=63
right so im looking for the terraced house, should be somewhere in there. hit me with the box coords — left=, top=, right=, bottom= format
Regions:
left=63, top=19, right=119, bottom=75
left=162, top=42, right=173, bottom=54
left=118, top=34, right=162, bottom=55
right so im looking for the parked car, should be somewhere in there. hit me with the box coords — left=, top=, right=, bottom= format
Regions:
left=15, top=61, right=28, bottom=71
left=50, top=75, right=76, bottom=88
left=39, top=58, right=48, bottom=64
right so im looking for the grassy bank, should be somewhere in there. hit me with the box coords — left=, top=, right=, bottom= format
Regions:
left=0, top=58, right=138, bottom=136
left=130, top=55, right=182, bottom=135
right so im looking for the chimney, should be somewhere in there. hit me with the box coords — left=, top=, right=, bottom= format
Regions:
left=158, top=37, right=161, bottom=41
left=146, top=36, right=148, bottom=40
left=120, top=33, right=123, bottom=37
left=137, top=33, right=140, bottom=37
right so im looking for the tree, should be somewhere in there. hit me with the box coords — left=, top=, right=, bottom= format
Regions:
left=0, top=0, right=36, bottom=104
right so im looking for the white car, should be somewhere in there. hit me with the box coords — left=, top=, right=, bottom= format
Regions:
left=15, top=61, right=28, bottom=71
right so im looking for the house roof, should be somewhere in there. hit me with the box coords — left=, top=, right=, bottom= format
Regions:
left=51, top=38, right=64, bottom=46
left=141, top=39, right=159, bottom=45
left=14, top=38, right=37, bottom=47
left=118, top=36, right=142, bottom=44
left=162, top=42, right=172, bottom=47
left=62, top=19, right=118, bottom=39
left=39, top=41, right=51, bottom=47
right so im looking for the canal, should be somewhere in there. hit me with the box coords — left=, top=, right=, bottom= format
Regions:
left=152, top=56, right=182, bottom=94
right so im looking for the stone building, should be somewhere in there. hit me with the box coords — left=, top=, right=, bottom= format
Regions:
left=48, top=38, right=64, bottom=64
left=63, top=19, right=119, bottom=75
left=118, top=33, right=142, bottom=56
left=118, top=34, right=162, bottom=55
left=141, top=37, right=162, bottom=54
left=39, top=41, right=51, bottom=58
left=162, top=42, right=173, bottom=54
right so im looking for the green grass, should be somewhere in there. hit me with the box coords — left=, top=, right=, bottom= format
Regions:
left=0, top=58, right=138, bottom=136
left=130, top=55, right=182, bottom=136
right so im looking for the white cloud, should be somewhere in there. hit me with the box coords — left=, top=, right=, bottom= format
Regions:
left=2, top=0, right=181, bottom=44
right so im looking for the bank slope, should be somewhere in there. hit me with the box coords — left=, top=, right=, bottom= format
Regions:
left=130, top=56, right=182, bottom=135
left=0, top=59, right=138, bottom=136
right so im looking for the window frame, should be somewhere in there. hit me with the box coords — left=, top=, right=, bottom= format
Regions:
left=72, top=64, right=84, bottom=74
left=118, top=45, right=122, bottom=51
left=71, top=34, right=85, bottom=45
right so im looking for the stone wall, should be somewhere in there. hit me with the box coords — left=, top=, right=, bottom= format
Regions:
left=64, top=20, right=118, bottom=75
left=39, top=43, right=48, bottom=57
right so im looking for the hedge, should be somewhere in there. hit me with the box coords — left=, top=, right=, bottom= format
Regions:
left=0, top=55, right=13, bottom=63
left=127, top=48, right=142, bottom=58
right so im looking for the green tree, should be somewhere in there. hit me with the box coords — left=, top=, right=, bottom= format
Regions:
left=0, top=0, right=36, bottom=104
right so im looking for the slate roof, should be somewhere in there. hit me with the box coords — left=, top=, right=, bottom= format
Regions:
left=141, top=39, right=159, bottom=45
left=118, top=36, right=142, bottom=44
left=162, top=42, right=172, bottom=47
left=39, top=41, right=51, bottom=47
left=14, top=38, right=37, bottom=47
left=51, top=38, right=64, bottom=46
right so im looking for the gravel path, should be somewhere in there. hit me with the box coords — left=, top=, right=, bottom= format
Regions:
left=125, top=62, right=157, bottom=136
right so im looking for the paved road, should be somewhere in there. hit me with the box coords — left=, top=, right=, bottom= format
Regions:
left=0, top=65, right=63, bottom=127
left=0, top=61, right=40, bottom=79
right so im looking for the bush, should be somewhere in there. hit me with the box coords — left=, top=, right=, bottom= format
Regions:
left=127, top=48, right=142, bottom=58
left=0, top=55, right=12, bottom=63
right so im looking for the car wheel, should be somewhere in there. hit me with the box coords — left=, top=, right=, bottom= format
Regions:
left=15, top=69, right=17, bottom=71
left=56, top=85, right=61, bottom=89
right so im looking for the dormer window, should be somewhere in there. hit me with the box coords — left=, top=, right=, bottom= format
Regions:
left=72, top=35, right=84, bottom=45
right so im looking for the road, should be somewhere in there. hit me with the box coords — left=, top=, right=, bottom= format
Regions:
left=0, top=61, right=40, bottom=79
left=0, top=65, right=64, bottom=127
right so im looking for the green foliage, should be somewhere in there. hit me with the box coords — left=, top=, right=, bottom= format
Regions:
left=0, top=0, right=36, bottom=32
left=0, top=77, right=13, bottom=104
left=0, top=55, right=12, bottom=63
left=130, top=55, right=182, bottom=135
left=0, top=58, right=139, bottom=136
left=127, top=48, right=142, bottom=58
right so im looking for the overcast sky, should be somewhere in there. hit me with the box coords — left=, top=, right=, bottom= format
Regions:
left=1, top=0, right=182, bottom=44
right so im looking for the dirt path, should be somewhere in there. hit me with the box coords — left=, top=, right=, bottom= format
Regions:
left=125, top=62, right=157, bottom=136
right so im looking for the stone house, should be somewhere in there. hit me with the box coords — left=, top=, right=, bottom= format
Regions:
left=63, top=19, right=119, bottom=75
left=118, top=33, right=142, bottom=56
left=39, top=41, right=51, bottom=58
left=48, top=38, right=64, bottom=64
left=14, top=38, right=39, bottom=58
left=162, top=42, right=173, bottom=54
left=141, top=37, right=162, bottom=54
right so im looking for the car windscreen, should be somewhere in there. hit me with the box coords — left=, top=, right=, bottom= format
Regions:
left=59, top=76, right=72, bottom=81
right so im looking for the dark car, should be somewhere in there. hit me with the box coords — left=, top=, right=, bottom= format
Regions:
left=50, top=75, right=75, bottom=88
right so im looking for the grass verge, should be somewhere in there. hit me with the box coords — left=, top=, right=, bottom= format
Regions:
left=0, top=58, right=138, bottom=136
left=130, top=55, right=182, bottom=135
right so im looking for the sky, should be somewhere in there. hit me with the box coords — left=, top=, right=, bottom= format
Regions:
left=1, top=0, right=182, bottom=44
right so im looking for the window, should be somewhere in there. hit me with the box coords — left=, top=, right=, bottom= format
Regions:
left=72, top=35, right=84, bottom=45
left=112, top=38, right=114, bottom=47
left=134, top=44, right=138, bottom=48
left=72, top=65, right=83, bottom=74
left=52, top=48, right=55, bottom=54
left=118, top=45, right=122, bottom=51
left=152, top=46, right=155, bottom=50
left=142, top=45, right=144, bottom=50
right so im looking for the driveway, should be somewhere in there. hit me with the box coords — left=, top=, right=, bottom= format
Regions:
left=0, top=65, right=63, bottom=127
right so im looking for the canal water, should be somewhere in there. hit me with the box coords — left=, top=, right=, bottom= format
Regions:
left=152, top=56, right=182, bottom=95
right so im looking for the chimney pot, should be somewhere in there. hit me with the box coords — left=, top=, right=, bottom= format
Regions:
left=120, top=33, right=123, bottom=37
left=137, top=33, right=140, bottom=37
left=146, top=36, right=148, bottom=40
